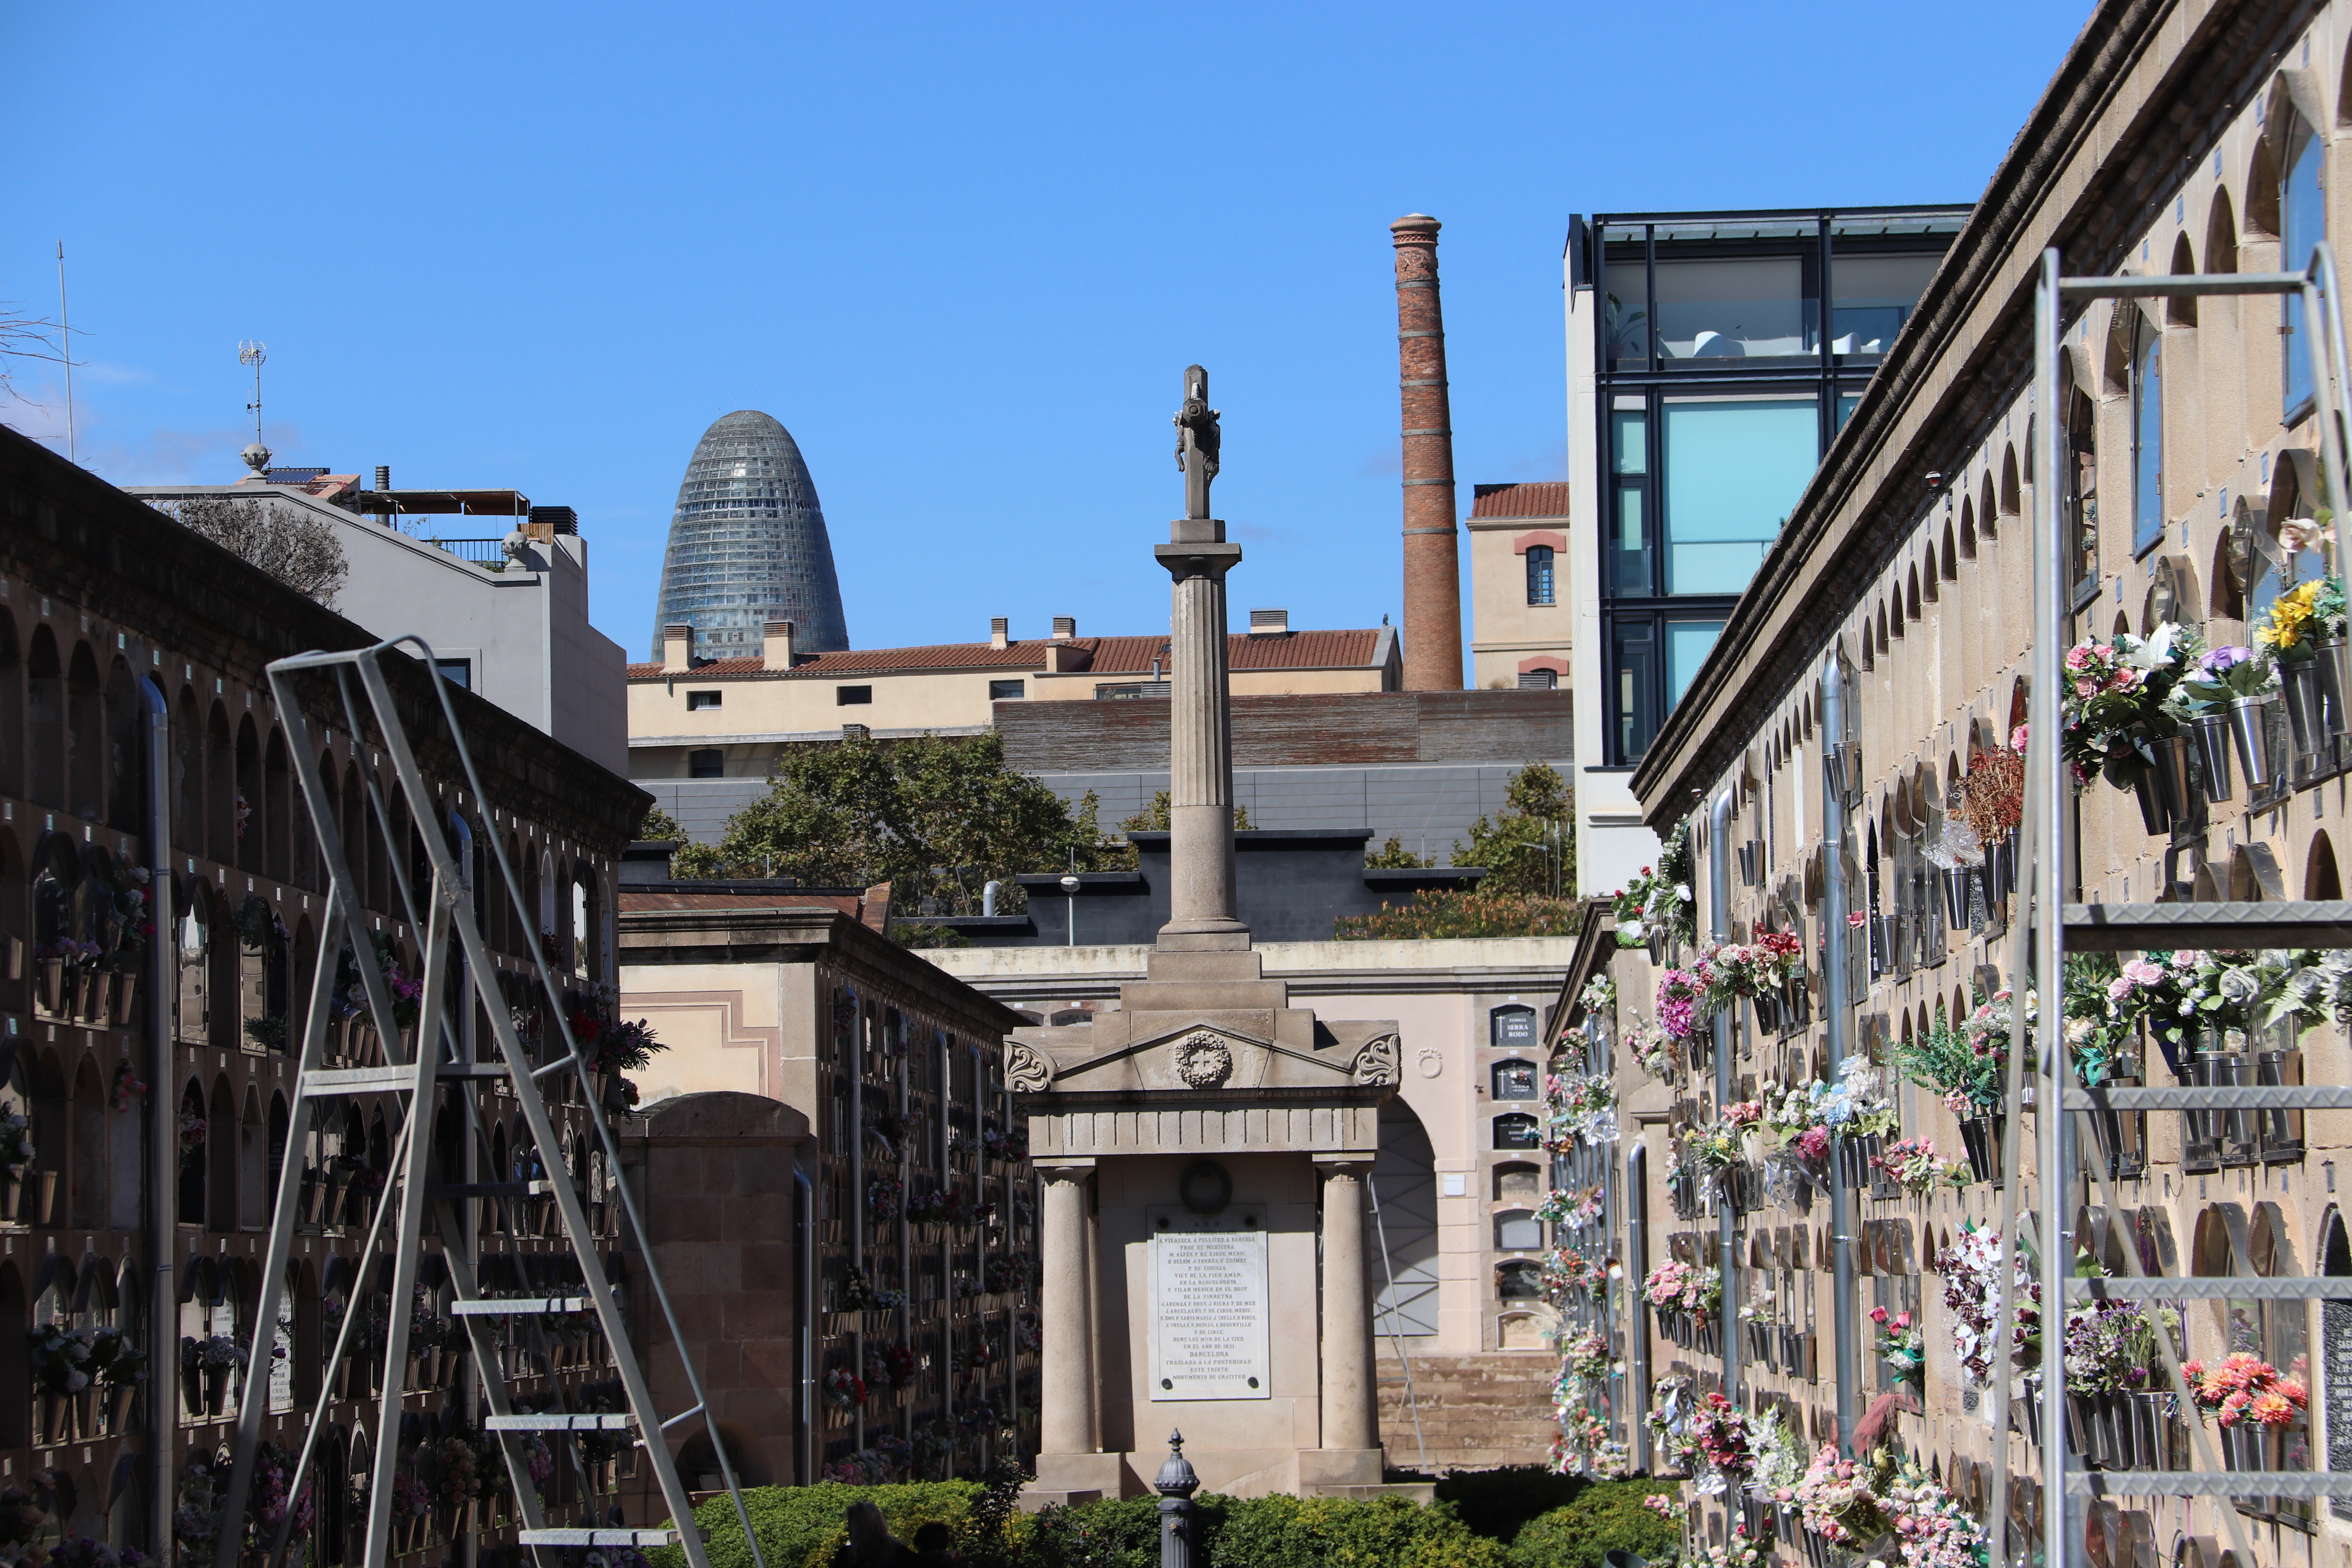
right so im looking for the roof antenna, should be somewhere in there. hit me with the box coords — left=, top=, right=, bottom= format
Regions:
left=239, top=339, right=270, bottom=475
left=54, top=240, right=74, bottom=464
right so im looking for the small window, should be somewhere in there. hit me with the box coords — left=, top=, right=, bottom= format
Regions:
left=1492, top=1112, right=1540, bottom=1151
left=1490, top=1005, right=1537, bottom=1049
left=433, top=659, right=472, bottom=691
left=688, top=749, right=724, bottom=779
left=686, top=690, right=722, bottom=711
left=989, top=679, right=1025, bottom=701
left=1525, top=544, right=1556, bottom=605
left=1494, top=1210, right=1543, bottom=1252
left=836, top=685, right=873, bottom=706
left=1516, top=670, right=1557, bottom=691
left=1491, top=1060, right=1537, bottom=1100
left=1496, top=1259, right=1544, bottom=1300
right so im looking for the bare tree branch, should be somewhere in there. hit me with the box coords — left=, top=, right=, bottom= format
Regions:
left=153, top=496, right=350, bottom=607
left=0, top=304, right=66, bottom=397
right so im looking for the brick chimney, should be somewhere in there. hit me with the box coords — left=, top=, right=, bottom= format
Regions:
left=661, top=622, right=694, bottom=675
left=1392, top=214, right=1463, bottom=691
left=763, top=618, right=797, bottom=669
left=1052, top=616, right=1077, bottom=639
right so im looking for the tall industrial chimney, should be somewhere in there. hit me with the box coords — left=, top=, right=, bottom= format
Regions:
left=1392, top=214, right=1463, bottom=690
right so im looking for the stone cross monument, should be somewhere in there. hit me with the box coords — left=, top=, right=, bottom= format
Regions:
left=1011, top=370, right=1406, bottom=1504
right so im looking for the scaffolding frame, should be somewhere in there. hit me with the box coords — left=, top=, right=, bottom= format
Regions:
left=207, top=638, right=769, bottom=1568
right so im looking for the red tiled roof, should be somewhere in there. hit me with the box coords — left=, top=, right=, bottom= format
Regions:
left=626, top=628, right=1389, bottom=681
left=1470, top=482, right=1571, bottom=519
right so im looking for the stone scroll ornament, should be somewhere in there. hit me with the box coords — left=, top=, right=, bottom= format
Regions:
left=1174, top=1032, right=1235, bottom=1088
left=1004, top=1041, right=1053, bottom=1094
left=1350, top=1034, right=1401, bottom=1086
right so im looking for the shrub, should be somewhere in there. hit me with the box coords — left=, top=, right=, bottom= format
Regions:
left=1506, top=1480, right=1680, bottom=1568
left=1208, top=1493, right=1507, bottom=1568
left=1431, top=1466, right=1590, bottom=1544
left=659, top=1482, right=986, bottom=1568
left=1334, top=889, right=1586, bottom=940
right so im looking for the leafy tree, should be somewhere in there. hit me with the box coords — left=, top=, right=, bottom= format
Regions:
left=1118, top=790, right=1252, bottom=833
left=672, top=731, right=1122, bottom=913
left=1505, top=1480, right=1679, bottom=1568
left=1335, top=887, right=1585, bottom=940
left=1366, top=836, right=1435, bottom=869
left=638, top=806, right=685, bottom=840
left=1452, top=761, right=1573, bottom=897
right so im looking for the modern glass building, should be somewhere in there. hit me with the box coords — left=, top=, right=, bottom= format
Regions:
left=652, top=410, right=849, bottom=662
left=1565, top=207, right=1968, bottom=896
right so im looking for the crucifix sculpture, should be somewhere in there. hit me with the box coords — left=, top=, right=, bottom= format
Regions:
left=1173, top=364, right=1221, bottom=521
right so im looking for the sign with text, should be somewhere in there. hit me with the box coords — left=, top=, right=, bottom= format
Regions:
left=1150, top=1221, right=1270, bottom=1400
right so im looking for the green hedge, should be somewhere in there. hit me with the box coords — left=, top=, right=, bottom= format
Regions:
left=1505, top=1480, right=1679, bottom=1568
left=662, top=1483, right=1524, bottom=1568
left=1427, top=1466, right=1590, bottom=1544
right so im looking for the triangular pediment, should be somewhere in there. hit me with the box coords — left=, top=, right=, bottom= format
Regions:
left=1018, top=1014, right=1400, bottom=1095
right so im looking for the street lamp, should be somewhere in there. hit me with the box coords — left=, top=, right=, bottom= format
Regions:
left=1060, top=874, right=1080, bottom=947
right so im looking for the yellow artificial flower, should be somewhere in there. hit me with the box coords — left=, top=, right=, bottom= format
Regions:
left=2260, top=580, right=2323, bottom=650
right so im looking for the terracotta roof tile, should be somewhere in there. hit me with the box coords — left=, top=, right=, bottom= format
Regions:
left=627, top=628, right=1389, bottom=681
left=1470, top=482, right=1571, bottom=519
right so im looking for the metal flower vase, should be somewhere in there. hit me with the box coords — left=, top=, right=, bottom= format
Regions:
left=2228, top=693, right=2281, bottom=790
left=2281, top=655, right=2329, bottom=764
left=2314, top=637, right=2350, bottom=736
left=2131, top=769, right=2172, bottom=837
left=2189, top=712, right=2234, bottom=800
left=2151, top=733, right=2196, bottom=823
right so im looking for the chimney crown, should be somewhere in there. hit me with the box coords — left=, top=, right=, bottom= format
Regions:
left=763, top=619, right=797, bottom=670
left=1248, top=609, right=1290, bottom=636
left=661, top=622, right=695, bottom=675
left=990, top=617, right=1010, bottom=650
left=1390, top=212, right=1442, bottom=240
left=1051, top=616, right=1077, bottom=640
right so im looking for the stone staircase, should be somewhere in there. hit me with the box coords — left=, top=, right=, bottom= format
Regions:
left=1375, top=1348, right=1558, bottom=1472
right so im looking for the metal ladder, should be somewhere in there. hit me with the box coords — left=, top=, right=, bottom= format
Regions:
left=209, top=639, right=768, bottom=1568
left=1986, top=244, right=2352, bottom=1568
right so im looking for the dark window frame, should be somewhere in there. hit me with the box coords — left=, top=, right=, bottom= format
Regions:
left=835, top=685, right=874, bottom=706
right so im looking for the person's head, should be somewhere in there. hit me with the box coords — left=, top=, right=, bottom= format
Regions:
left=912, top=1523, right=953, bottom=1554
left=844, top=1503, right=895, bottom=1566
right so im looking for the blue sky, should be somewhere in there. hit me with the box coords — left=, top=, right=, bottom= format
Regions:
left=4, top=3, right=2090, bottom=663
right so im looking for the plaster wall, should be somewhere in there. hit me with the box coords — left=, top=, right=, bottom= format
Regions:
left=1467, top=519, right=1573, bottom=691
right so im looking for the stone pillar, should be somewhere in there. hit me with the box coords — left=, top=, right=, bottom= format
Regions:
left=1152, top=539, right=1247, bottom=950
left=1316, top=1157, right=1379, bottom=1452
left=1392, top=213, right=1463, bottom=693
left=1038, top=1162, right=1098, bottom=1457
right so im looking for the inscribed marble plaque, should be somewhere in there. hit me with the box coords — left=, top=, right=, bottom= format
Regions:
left=1150, top=1227, right=1270, bottom=1400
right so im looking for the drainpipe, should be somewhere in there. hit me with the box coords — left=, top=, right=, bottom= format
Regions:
left=1707, top=787, right=1738, bottom=1405
left=1624, top=1141, right=1650, bottom=1472
left=1820, top=652, right=1859, bottom=1452
left=142, top=674, right=175, bottom=1557
left=794, top=1166, right=814, bottom=1485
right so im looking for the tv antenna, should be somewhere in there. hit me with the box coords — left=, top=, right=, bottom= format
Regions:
left=55, top=240, right=74, bottom=463
left=238, top=339, right=270, bottom=474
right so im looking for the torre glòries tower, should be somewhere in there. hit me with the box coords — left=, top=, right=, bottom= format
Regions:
left=653, top=410, right=849, bottom=661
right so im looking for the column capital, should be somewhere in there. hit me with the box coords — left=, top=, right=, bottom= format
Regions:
left=1035, top=1158, right=1096, bottom=1182
left=1154, top=541, right=1243, bottom=584
left=1312, top=1153, right=1376, bottom=1174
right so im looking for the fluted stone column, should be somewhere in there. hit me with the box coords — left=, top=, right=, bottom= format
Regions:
left=1153, top=539, right=1247, bottom=950
left=1039, top=1162, right=1098, bottom=1457
left=1316, top=1157, right=1379, bottom=1451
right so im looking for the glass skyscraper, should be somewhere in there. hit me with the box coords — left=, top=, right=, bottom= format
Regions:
left=652, top=410, right=849, bottom=662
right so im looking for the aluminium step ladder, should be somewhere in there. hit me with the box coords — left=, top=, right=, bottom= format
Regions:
left=1979, top=243, right=2352, bottom=1568
left=207, top=640, right=769, bottom=1568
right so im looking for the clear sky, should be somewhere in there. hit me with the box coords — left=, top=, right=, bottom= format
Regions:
left=3, top=2, right=2091, bottom=664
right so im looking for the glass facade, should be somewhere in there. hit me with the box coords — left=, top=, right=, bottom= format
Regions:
left=1583, top=207, right=1966, bottom=761
left=652, top=410, right=850, bottom=662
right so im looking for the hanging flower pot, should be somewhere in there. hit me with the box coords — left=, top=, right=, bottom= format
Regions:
left=2130, top=770, right=2172, bottom=837
left=2151, top=733, right=2196, bottom=821
left=2281, top=656, right=2328, bottom=763
left=1940, top=865, right=1973, bottom=927
left=103, top=1381, right=135, bottom=1436
left=2229, top=693, right=2281, bottom=789
left=2313, top=637, right=2349, bottom=737
left=1959, top=1116, right=2003, bottom=1184
left=202, top=1365, right=229, bottom=1415
left=109, top=971, right=139, bottom=1026
left=35, top=957, right=63, bottom=1016
left=0, top=1168, right=20, bottom=1223
left=2190, top=713, right=2235, bottom=801
left=31, top=1169, right=58, bottom=1226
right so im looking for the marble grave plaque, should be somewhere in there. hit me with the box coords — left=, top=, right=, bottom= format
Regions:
left=1150, top=1220, right=1270, bottom=1401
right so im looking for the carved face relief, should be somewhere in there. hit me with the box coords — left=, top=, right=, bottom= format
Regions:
left=1173, top=1031, right=1235, bottom=1089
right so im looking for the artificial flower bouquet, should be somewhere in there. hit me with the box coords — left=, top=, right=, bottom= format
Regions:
left=2059, top=624, right=2196, bottom=790
left=1934, top=1222, right=2040, bottom=1386
left=1579, top=973, right=1617, bottom=1017
left=2258, top=575, right=2348, bottom=661
left=1882, top=1459, right=1989, bottom=1568
left=1892, top=996, right=2005, bottom=1114
left=1624, top=1017, right=1676, bottom=1080
left=1793, top=1443, right=1896, bottom=1548
left=1546, top=1073, right=1619, bottom=1148
left=1871, top=1137, right=1968, bottom=1196
left=1868, top=1305, right=1926, bottom=1386
left=1643, top=1259, right=1722, bottom=1315
left=1655, top=968, right=1707, bottom=1044
left=2062, top=1296, right=2176, bottom=1397
left=1688, top=1392, right=1754, bottom=1495
left=2181, top=1351, right=2308, bottom=1429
